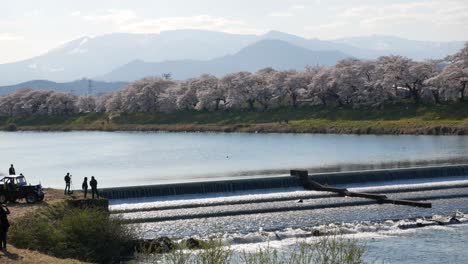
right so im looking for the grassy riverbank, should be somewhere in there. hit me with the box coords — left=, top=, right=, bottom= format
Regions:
left=1, top=189, right=87, bottom=264
left=2, top=102, right=468, bottom=135
left=5, top=189, right=132, bottom=263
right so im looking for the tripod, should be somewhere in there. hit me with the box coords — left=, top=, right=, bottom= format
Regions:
left=68, top=175, right=74, bottom=195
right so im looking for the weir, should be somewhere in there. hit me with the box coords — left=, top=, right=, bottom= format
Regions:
left=100, top=164, right=468, bottom=200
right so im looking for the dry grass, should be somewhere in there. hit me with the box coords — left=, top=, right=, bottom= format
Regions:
left=8, top=188, right=82, bottom=221
left=0, top=245, right=87, bottom=264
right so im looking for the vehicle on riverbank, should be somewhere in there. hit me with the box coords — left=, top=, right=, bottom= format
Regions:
left=0, top=175, right=45, bottom=203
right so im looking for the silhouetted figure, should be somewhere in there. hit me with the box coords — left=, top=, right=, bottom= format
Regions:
left=8, top=165, right=15, bottom=176
left=90, top=176, right=99, bottom=199
left=64, top=173, right=71, bottom=195
left=7, top=179, right=15, bottom=192
left=0, top=205, right=10, bottom=251
left=82, top=177, right=88, bottom=199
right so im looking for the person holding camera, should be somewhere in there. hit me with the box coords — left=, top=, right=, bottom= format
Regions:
left=64, top=173, right=71, bottom=195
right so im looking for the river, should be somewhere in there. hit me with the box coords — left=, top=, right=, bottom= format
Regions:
left=2, top=131, right=468, bottom=188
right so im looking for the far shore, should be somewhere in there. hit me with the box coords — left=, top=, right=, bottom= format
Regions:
left=2, top=103, right=468, bottom=135
left=3, top=121, right=468, bottom=135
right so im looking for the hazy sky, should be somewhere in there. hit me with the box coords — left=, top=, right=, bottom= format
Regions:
left=1, top=0, right=467, bottom=63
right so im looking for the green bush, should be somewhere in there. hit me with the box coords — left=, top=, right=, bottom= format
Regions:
left=5, top=123, right=17, bottom=131
left=9, top=201, right=133, bottom=263
left=138, top=235, right=367, bottom=264
left=241, top=237, right=366, bottom=264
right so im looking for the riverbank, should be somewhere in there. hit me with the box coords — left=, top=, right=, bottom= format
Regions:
left=0, top=245, right=85, bottom=264
left=1, top=103, right=468, bottom=135
left=1, top=189, right=86, bottom=264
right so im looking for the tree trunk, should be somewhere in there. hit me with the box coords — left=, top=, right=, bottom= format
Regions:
left=291, top=94, right=298, bottom=108
left=459, top=82, right=466, bottom=102
left=247, top=99, right=255, bottom=110
left=406, top=83, right=420, bottom=104
left=259, top=102, right=269, bottom=111
left=320, top=97, right=327, bottom=106
left=431, top=90, right=441, bottom=104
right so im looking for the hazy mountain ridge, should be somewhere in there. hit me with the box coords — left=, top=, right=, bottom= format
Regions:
left=98, top=39, right=350, bottom=81
left=0, top=29, right=464, bottom=86
left=333, top=34, right=465, bottom=60
left=0, top=79, right=128, bottom=96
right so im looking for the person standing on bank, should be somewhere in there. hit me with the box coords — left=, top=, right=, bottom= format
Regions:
left=64, top=173, right=71, bottom=195
left=82, top=177, right=88, bottom=199
left=90, top=176, right=99, bottom=199
left=0, top=204, right=10, bottom=251
left=8, top=165, right=15, bottom=176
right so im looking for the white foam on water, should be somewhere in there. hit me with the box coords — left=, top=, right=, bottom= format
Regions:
left=222, top=212, right=467, bottom=247
left=110, top=176, right=468, bottom=212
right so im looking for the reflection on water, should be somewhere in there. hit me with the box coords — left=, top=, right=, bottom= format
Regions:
left=1, top=131, right=468, bottom=188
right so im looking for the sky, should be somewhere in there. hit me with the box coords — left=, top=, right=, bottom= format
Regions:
left=0, top=0, right=467, bottom=63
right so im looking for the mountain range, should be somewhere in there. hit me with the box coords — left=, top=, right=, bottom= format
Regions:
left=0, top=79, right=128, bottom=96
left=0, top=29, right=465, bottom=88
left=99, top=39, right=349, bottom=81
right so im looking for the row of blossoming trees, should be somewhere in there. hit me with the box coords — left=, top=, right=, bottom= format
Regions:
left=0, top=43, right=467, bottom=117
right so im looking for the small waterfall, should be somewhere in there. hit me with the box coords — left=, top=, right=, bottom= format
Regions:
left=310, top=164, right=468, bottom=185
left=100, top=164, right=468, bottom=200
left=100, top=176, right=300, bottom=199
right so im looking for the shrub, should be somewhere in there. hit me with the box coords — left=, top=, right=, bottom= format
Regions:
left=5, top=123, right=17, bottom=131
left=138, top=235, right=367, bottom=264
left=195, top=238, right=233, bottom=264
left=241, top=237, right=366, bottom=264
left=9, top=201, right=133, bottom=263
left=139, top=237, right=232, bottom=264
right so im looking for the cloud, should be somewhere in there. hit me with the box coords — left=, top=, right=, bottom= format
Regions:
left=291, top=5, right=306, bottom=9
left=305, top=0, right=468, bottom=39
left=71, top=11, right=81, bottom=17
left=269, top=12, right=294, bottom=17
left=83, top=9, right=138, bottom=25
left=78, top=10, right=260, bottom=34
left=269, top=3, right=307, bottom=18
left=0, top=33, right=23, bottom=41
left=339, top=1, right=468, bottom=28
left=121, top=15, right=260, bottom=34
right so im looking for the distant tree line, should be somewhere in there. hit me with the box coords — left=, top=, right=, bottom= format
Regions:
left=0, top=43, right=467, bottom=117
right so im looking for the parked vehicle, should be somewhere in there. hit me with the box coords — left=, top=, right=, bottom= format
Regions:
left=0, top=175, right=45, bottom=204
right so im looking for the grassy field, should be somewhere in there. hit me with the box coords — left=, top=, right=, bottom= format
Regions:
left=2, top=102, right=468, bottom=135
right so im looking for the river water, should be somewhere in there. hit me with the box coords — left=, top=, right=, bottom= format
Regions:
left=2, top=131, right=468, bottom=188
left=117, top=179, right=468, bottom=264
left=2, top=131, right=468, bottom=263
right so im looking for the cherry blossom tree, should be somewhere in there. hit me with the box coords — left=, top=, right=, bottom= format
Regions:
left=437, top=42, right=468, bottom=101
left=192, top=75, right=224, bottom=111
left=76, top=95, right=97, bottom=113
left=223, top=71, right=258, bottom=110
left=176, top=79, right=199, bottom=110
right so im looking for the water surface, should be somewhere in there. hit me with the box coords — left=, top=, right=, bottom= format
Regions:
left=2, top=131, right=468, bottom=188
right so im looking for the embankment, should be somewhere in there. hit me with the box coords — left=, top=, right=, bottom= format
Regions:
left=2, top=103, right=468, bottom=135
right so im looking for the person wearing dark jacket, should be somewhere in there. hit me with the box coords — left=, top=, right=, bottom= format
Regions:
left=64, top=173, right=71, bottom=195
left=82, top=177, right=88, bottom=199
left=0, top=204, right=10, bottom=251
left=90, top=176, right=99, bottom=199
left=8, top=165, right=15, bottom=176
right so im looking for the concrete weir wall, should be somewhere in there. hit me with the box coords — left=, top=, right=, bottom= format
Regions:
left=100, top=164, right=468, bottom=200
